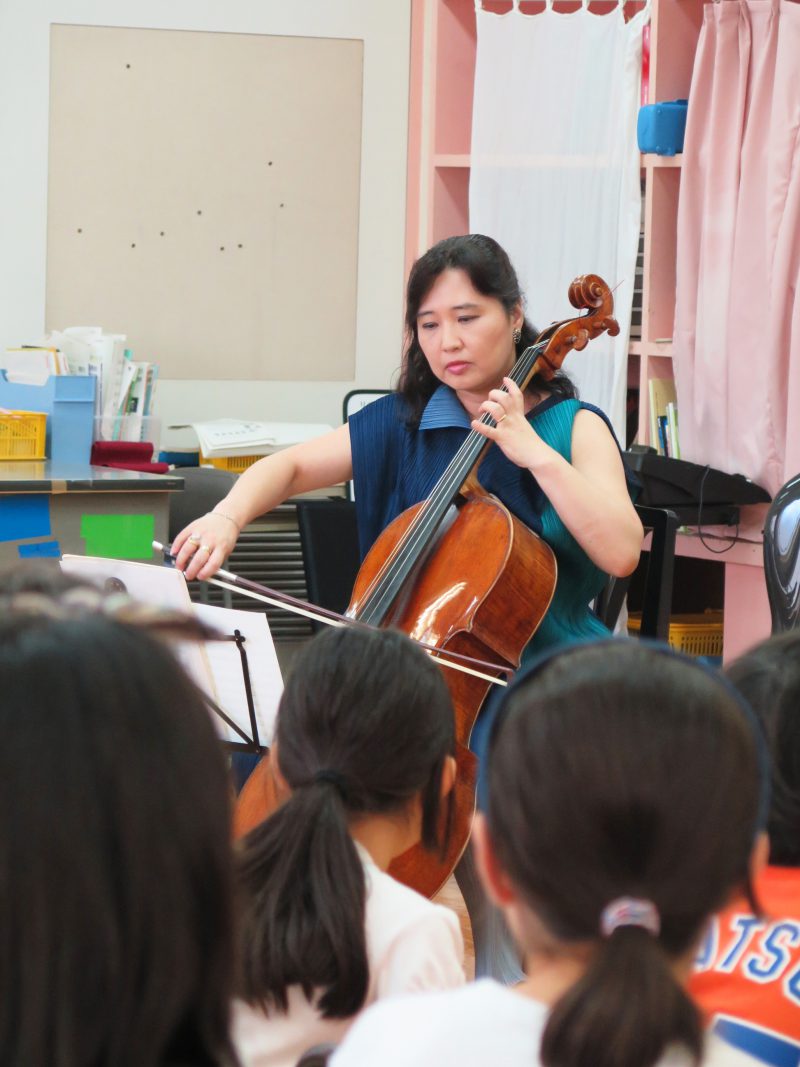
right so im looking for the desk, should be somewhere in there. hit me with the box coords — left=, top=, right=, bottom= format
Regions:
left=0, top=461, right=183, bottom=566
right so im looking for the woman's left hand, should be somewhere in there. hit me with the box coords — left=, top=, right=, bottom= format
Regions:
left=471, top=377, right=549, bottom=470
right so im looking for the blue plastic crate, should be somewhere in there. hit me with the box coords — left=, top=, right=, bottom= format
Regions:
left=637, top=99, right=688, bottom=156
left=0, top=372, right=96, bottom=463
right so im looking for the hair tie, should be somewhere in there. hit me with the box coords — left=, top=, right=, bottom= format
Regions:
left=600, top=897, right=660, bottom=938
left=312, top=769, right=348, bottom=797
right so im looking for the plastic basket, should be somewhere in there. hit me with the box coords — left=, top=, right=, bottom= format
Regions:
left=200, top=452, right=264, bottom=474
left=627, top=611, right=723, bottom=657
left=0, top=409, right=47, bottom=460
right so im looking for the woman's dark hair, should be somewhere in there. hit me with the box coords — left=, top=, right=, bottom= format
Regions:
left=725, top=631, right=800, bottom=866
left=237, top=626, right=455, bottom=1019
left=398, top=233, right=576, bottom=427
left=0, top=577, right=238, bottom=1067
left=486, top=641, right=761, bottom=1067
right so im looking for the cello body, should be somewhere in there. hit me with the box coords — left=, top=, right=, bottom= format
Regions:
left=232, top=488, right=556, bottom=898
left=352, top=489, right=556, bottom=897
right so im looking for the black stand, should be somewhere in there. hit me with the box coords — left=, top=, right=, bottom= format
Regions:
left=202, top=629, right=267, bottom=754
left=597, top=503, right=741, bottom=642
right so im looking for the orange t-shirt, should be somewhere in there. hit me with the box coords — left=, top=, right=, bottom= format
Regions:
left=690, top=866, right=800, bottom=1066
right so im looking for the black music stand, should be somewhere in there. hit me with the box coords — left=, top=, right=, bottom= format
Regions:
left=202, top=629, right=268, bottom=754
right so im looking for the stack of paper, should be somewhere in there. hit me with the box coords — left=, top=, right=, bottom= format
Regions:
left=20, top=328, right=161, bottom=444
left=46, top=327, right=128, bottom=430
left=2, top=347, right=66, bottom=384
left=191, top=418, right=333, bottom=459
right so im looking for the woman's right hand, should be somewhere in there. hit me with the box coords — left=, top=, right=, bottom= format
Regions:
left=172, top=511, right=241, bottom=581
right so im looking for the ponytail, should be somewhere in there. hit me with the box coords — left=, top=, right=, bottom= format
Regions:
left=238, top=777, right=368, bottom=1019
left=541, top=927, right=701, bottom=1067
left=236, top=626, right=455, bottom=1021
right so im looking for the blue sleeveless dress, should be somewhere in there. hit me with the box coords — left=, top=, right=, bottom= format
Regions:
left=349, top=386, right=635, bottom=792
left=349, top=386, right=622, bottom=660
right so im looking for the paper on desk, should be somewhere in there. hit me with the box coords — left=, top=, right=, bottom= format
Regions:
left=194, top=603, right=283, bottom=746
left=191, top=418, right=332, bottom=458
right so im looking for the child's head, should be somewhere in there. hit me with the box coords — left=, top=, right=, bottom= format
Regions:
left=476, top=641, right=762, bottom=1067
left=0, top=574, right=237, bottom=1067
left=725, top=630, right=800, bottom=867
left=238, top=625, right=455, bottom=1018
left=273, top=625, right=455, bottom=846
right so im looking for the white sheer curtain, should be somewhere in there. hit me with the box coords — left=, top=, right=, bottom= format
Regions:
left=469, top=1, right=648, bottom=441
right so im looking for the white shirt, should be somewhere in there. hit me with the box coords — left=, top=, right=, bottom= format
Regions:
left=233, top=845, right=465, bottom=1067
left=331, top=979, right=765, bottom=1067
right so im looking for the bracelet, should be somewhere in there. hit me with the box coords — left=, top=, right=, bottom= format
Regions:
left=211, top=510, right=241, bottom=532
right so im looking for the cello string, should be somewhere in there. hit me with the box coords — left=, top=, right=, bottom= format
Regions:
left=353, top=340, right=548, bottom=624
left=353, top=341, right=544, bottom=618
left=353, top=350, right=541, bottom=624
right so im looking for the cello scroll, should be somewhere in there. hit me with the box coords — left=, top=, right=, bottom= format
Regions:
left=534, top=274, right=620, bottom=381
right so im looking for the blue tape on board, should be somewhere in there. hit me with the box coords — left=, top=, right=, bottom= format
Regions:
left=18, top=540, right=61, bottom=559
left=0, top=495, right=52, bottom=542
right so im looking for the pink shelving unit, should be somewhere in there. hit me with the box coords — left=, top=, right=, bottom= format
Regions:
left=404, top=0, right=773, bottom=660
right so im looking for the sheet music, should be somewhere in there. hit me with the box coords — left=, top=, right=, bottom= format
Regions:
left=59, top=555, right=284, bottom=745
left=194, top=603, right=283, bottom=746
left=59, top=555, right=218, bottom=721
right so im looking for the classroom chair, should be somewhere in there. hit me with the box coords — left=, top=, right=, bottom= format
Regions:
left=295, top=498, right=361, bottom=626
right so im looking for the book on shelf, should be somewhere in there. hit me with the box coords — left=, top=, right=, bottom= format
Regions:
left=657, top=415, right=669, bottom=457
left=648, top=377, right=679, bottom=457
left=666, top=401, right=680, bottom=460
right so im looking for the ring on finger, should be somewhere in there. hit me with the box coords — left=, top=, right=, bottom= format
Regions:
left=199, top=544, right=212, bottom=555
left=496, top=412, right=507, bottom=424
left=188, top=533, right=202, bottom=546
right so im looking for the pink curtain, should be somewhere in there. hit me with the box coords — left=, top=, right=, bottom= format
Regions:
left=673, top=0, right=800, bottom=496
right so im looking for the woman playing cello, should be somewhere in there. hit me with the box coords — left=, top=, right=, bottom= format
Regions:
left=174, top=233, right=642, bottom=665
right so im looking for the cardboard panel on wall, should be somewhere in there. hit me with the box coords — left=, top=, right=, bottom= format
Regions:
left=46, top=24, right=363, bottom=381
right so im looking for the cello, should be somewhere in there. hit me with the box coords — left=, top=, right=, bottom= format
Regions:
left=233, top=274, right=619, bottom=898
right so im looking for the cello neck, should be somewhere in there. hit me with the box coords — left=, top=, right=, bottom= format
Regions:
left=438, top=335, right=552, bottom=498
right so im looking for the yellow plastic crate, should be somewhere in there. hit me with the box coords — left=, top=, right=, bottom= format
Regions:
left=200, top=452, right=264, bottom=474
left=0, top=409, right=47, bottom=460
left=627, top=611, right=723, bottom=658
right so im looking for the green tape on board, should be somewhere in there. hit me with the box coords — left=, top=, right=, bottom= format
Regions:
left=80, top=514, right=155, bottom=559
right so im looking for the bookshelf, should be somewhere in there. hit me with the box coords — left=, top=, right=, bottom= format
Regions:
left=636, top=0, right=703, bottom=446
left=404, top=0, right=774, bottom=660
left=405, top=0, right=668, bottom=445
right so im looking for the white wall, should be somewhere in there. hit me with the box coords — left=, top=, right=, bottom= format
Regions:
left=0, top=0, right=411, bottom=444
